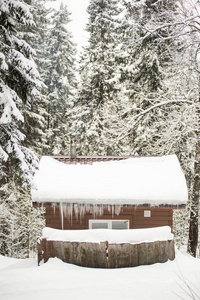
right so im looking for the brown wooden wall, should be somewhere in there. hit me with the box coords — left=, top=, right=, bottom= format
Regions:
left=44, top=205, right=173, bottom=231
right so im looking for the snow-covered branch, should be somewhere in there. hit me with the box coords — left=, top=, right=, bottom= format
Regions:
left=116, top=99, right=196, bottom=142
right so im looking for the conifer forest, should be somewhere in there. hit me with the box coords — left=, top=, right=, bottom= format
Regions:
left=1, top=0, right=200, bottom=258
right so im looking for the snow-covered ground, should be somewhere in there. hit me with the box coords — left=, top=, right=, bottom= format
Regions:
left=0, top=249, right=200, bottom=300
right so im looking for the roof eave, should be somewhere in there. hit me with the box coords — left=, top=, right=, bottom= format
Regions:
left=32, top=202, right=186, bottom=209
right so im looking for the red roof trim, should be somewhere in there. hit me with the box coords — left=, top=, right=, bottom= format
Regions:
left=51, top=155, right=138, bottom=164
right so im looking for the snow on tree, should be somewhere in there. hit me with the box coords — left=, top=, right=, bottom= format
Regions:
left=0, top=181, right=45, bottom=258
left=176, top=0, right=200, bottom=257
left=119, top=0, right=200, bottom=256
left=73, top=0, right=127, bottom=155
left=119, top=0, right=187, bottom=154
left=23, top=0, right=50, bottom=156
left=0, top=0, right=41, bottom=185
left=42, top=3, right=77, bottom=155
left=0, top=0, right=45, bottom=258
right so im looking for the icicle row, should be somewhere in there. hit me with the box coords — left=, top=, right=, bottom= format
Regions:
left=57, top=203, right=122, bottom=228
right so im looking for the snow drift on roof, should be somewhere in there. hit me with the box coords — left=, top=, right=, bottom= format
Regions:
left=31, top=155, right=188, bottom=206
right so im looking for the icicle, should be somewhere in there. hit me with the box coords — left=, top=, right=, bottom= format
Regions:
left=66, top=203, right=71, bottom=220
left=57, top=202, right=123, bottom=228
left=60, top=202, right=64, bottom=230
left=52, top=203, right=56, bottom=217
left=97, top=204, right=103, bottom=216
left=79, top=204, right=86, bottom=224
left=74, top=204, right=79, bottom=220
left=87, top=204, right=92, bottom=215
left=64, top=203, right=68, bottom=219
left=63, top=203, right=72, bottom=224
left=93, top=204, right=101, bottom=219
left=115, top=205, right=121, bottom=216
left=82, top=204, right=110, bottom=220
left=70, top=203, right=73, bottom=226
left=62, top=203, right=66, bottom=220
left=102, top=204, right=104, bottom=215
left=99, top=204, right=103, bottom=216
left=112, top=205, right=114, bottom=218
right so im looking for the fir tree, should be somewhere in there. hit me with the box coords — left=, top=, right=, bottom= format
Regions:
left=121, top=0, right=200, bottom=256
left=44, top=3, right=77, bottom=155
left=0, top=0, right=44, bottom=257
left=0, top=181, right=45, bottom=258
left=120, top=0, right=186, bottom=155
left=73, top=0, right=125, bottom=155
left=23, top=0, right=50, bottom=156
left=0, top=0, right=41, bottom=185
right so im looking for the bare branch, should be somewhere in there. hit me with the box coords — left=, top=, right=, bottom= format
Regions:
left=116, top=99, right=196, bottom=142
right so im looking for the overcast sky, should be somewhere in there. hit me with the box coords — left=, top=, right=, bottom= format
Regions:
left=45, top=0, right=90, bottom=50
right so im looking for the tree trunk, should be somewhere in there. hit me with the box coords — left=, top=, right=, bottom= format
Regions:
left=188, top=142, right=200, bottom=257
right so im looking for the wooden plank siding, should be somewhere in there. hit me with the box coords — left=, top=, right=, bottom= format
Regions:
left=43, top=205, right=173, bottom=231
left=38, top=238, right=175, bottom=267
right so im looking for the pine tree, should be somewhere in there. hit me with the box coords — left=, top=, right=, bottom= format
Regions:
left=121, top=0, right=200, bottom=256
left=0, top=181, right=45, bottom=258
left=73, top=0, right=125, bottom=155
left=23, top=0, right=50, bottom=156
left=0, top=0, right=44, bottom=258
left=119, top=0, right=186, bottom=155
left=43, top=3, right=77, bottom=155
left=0, top=0, right=41, bottom=185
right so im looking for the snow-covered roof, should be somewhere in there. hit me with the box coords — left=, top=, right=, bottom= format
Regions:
left=31, top=155, right=188, bottom=206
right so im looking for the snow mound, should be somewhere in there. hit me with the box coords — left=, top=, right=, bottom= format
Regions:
left=42, top=226, right=173, bottom=244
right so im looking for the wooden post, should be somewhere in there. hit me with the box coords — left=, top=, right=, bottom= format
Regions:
left=37, top=237, right=43, bottom=266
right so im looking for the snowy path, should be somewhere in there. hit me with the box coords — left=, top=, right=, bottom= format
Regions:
left=0, top=250, right=200, bottom=300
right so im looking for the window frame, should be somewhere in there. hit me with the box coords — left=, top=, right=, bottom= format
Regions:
left=89, top=219, right=130, bottom=230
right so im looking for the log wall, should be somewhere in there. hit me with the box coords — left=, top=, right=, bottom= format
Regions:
left=37, top=238, right=175, bottom=268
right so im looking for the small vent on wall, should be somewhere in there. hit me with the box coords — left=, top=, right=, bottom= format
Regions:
left=144, top=210, right=151, bottom=217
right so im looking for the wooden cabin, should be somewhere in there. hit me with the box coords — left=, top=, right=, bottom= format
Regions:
left=32, top=154, right=187, bottom=232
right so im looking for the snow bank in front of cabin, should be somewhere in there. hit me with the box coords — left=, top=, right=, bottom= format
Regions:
left=0, top=255, right=20, bottom=270
left=31, top=155, right=188, bottom=206
left=42, top=226, right=173, bottom=244
left=1, top=251, right=200, bottom=300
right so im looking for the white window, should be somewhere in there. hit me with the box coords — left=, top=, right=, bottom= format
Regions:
left=89, top=219, right=129, bottom=230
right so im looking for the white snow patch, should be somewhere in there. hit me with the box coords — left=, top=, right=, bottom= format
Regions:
left=0, top=81, right=24, bottom=124
left=31, top=155, right=188, bottom=206
left=0, top=255, right=19, bottom=270
left=42, top=226, right=173, bottom=244
left=1, top=250, right=200, bottom=300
